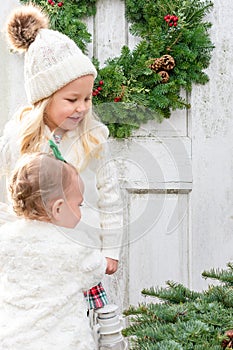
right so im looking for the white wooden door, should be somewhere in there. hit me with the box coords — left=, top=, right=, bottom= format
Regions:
left=89, top=0, right=192, bottom=309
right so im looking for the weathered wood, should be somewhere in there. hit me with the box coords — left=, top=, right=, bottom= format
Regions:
left=189, top=0, right=233, bottom=291
left=128, top=192, right=190, bottom=305
left=94, top=0, right=127, bottom=66
left=109, top=137, right=192, bottom=188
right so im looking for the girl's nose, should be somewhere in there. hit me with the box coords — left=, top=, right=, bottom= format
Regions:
left=75, top=101, right=86, bottom=112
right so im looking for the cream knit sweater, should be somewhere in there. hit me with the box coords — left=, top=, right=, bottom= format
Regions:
left=0, top=219, right=106, bottom=349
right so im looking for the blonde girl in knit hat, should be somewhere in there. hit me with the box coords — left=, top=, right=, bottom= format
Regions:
left=0, top=152, right=106, bottom=349
left=0, top=4, right=123, bottom=310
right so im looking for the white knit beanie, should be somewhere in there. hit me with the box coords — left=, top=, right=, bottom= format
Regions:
left=6, top=5, right=97, bottom=104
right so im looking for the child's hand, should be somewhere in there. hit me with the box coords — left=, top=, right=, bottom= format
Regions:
left=105, top=258, right=118, bottom=275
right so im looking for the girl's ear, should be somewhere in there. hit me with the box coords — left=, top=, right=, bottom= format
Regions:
left=51, top=198, right=64, bottom=221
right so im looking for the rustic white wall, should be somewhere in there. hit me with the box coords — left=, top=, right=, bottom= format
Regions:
left=0, top=0, right=232, bottom=310
left=190, top=1, right=233, bottom=290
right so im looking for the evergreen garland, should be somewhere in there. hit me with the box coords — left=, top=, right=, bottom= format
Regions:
left=19, top=0, right=214, bottom=138
left=123, top=263, right=233, bottom=349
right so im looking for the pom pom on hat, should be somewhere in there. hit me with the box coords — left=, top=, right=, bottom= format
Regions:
left=5, top=4, right=97, bottom=104
left=7, top=5, right=49, bottom=52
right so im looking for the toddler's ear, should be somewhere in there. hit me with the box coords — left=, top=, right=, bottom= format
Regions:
left=51, top=199, right=64, bottom=221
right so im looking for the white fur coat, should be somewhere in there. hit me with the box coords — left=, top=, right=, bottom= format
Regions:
left=0, top=219, right=106, bottom=349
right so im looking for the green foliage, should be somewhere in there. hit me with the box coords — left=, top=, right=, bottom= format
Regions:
left=20, top=0, right=214, bottom=137
left=123, top=263, right=233, bottom=349
left=202, top=262, right=233, bottom=286
left=94, top=0, right=214, bottom=136
left=20, top=0, right=97, bottom=52
left=141, top=281, right=201, bottom=303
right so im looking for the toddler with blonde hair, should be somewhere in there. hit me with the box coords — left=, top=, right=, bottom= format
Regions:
left=0, top=153, right=106, bottom=349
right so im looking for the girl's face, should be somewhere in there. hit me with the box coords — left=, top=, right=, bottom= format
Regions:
left=45, top=75, right=94, bottom=132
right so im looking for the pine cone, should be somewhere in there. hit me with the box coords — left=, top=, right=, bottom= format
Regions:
left=222, top=330, right=233, bottom=348
left=160, top=54, right=175, bottom=71
left=150, top=58, right=163, bottom=72
left=158, top=70, right=169, bottom=83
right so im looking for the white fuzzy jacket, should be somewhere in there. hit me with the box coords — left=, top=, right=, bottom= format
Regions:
left=0, top=219, right=106, bottom=350
left=0, top=117, right=123, bottom=260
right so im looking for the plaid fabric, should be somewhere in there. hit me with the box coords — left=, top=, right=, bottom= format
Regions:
left=84, top=282, right=108, bottom=310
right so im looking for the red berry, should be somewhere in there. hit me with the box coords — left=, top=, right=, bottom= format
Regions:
left=51, top=1, right=55, bottom=5
left=174, top=16, right=179, bottom=22
left=114, top=97, right=121, bottom=102
left=99, top=80, right=104, bottom=85
left=58, top=2, right=63, bottom=7
left=97, top=86, right=102, bottom=91
left=92, top=91, right=97, bottom=96
left=169, top=22, right=173, bottom=27
left=173, top=22, right=178, bottom=27
left=48, top=0, right=52, bottom=3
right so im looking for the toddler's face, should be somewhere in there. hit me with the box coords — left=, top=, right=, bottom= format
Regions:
left=45, top=75, right=94, bottom=132
left=57, top=169, right=84, bottom=228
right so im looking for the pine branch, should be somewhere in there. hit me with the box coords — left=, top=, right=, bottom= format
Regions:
left=123, top=263, right=233, bottom=349
left=202, top=268, right=233, bottom=286
left=142, top=281, right=201, bottom=303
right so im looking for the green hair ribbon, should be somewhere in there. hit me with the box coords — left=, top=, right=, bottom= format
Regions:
left=48, top=140, right=67, bottom=163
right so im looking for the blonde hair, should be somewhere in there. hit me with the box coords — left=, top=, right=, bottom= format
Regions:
left=9, top=153, right=78, bottom=221
left=17, top=99, right=101, bottom=162
left=18, top=100, right=48, bottom=154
